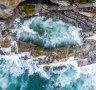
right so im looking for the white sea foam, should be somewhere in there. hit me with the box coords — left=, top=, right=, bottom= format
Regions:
left=0, top=47, right=11, bottom=54
left=21, top=25, right=37, bottom=35
left=0, top=52, right=96, bottom=78
left=13, top=16, right=82, bottom=48
left=0, top=52, right=96, bottom=90
left=0, top=54, right=36, bottom=77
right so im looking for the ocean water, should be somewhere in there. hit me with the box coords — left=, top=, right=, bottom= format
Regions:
left=0, top=55, right=96, bottom=90
left=13, top=16, right=82, bottom=48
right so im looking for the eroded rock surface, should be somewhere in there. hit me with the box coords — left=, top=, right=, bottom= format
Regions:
left=0, top=0, right=25, bottom=18
left=59, top=10, right=96, bottom=31
left=0, top=6, right=13, bottom=18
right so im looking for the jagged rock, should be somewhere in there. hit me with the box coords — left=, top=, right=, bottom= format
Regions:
left=11, top=41, right=18, bottom=53
left=34, top=56, right=49, bottom=64
left=43, top=65, right=67, bottom=72
left=0, top=50, right=5, bottom=55
left=0, top=21, right=6, bottom=30
left=76, top=58, right=89, bottom=67
left=76, top=50, right=96, bottom=66
left=74, top=33, right=96, bottom=66
left=59, top=10, right=96, bottom=31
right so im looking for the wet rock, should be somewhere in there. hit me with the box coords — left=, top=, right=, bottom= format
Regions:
left=88, top=51, right=96, bottom=63
left=11, top=41, right=18, bottom=53
left=76, top=52, right=96, bottom=66
left=0, top=47, right=11, bottom=54
left=0, top=36, right=11, bottom=47
left=52, top=65, right=67, bottom=71
left=43, top=64, right=67, bottom=71
left=76, top=50, right=96, bottom=66
left=0, top=50, right=5, bottom=55
left=76, top=58, right=89, bottom=67
left=34, top=56, right=48, bottom=64
left=0, top=21, right=6, bottom=30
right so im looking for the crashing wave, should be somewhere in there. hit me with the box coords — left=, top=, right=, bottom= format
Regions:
left=0, top=54, right=96, bottom=90
left=13, top=16, right=82, bottom=48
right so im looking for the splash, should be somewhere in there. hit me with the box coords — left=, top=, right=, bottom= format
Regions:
left=14, top=16, right=82, bottom=48
left=0, top=55, right=96, bottom=90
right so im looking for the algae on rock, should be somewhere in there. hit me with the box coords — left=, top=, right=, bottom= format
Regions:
left=18, top=4, right=36, bottom=17
left=17, top=41, right=76, bottom=61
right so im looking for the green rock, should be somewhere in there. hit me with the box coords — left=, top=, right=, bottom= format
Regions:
left=18, top=4, right=36, bottom=17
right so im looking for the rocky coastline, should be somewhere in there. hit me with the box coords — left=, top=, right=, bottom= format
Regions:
left=0, top=0, right=96, bottom=68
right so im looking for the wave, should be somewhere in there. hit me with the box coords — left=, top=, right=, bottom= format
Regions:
left=13, top=16, right=82, bottom=48
left=0, top=54, right=96, bottom=90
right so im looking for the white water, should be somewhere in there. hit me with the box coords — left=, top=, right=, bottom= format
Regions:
left=13, top=16, right=82, bottom=48
left=0, top=53, right=96, bottom=90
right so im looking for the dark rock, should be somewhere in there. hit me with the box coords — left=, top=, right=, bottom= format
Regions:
left=43, top=64, right=67, bottom=71
left=33, top=56, right=49, bottom=64
left=52, top=65, right=67, bottom=71
left=60, top=10, right=96, bottom=31
left=0, top=4, right=7, bottom=9
left=0, top=50, right=5, bottom=55
left=77, top=59, right=89, bottom=67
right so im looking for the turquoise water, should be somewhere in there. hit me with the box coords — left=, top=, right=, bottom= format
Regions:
left=14, top=16, right=82, bottom=48
left=0, top=56, right=96, bottom=90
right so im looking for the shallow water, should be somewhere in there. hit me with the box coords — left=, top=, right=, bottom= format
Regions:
left=14, top=16, right=82, bottom=48
left=0, top=55, right=96, bottom=90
